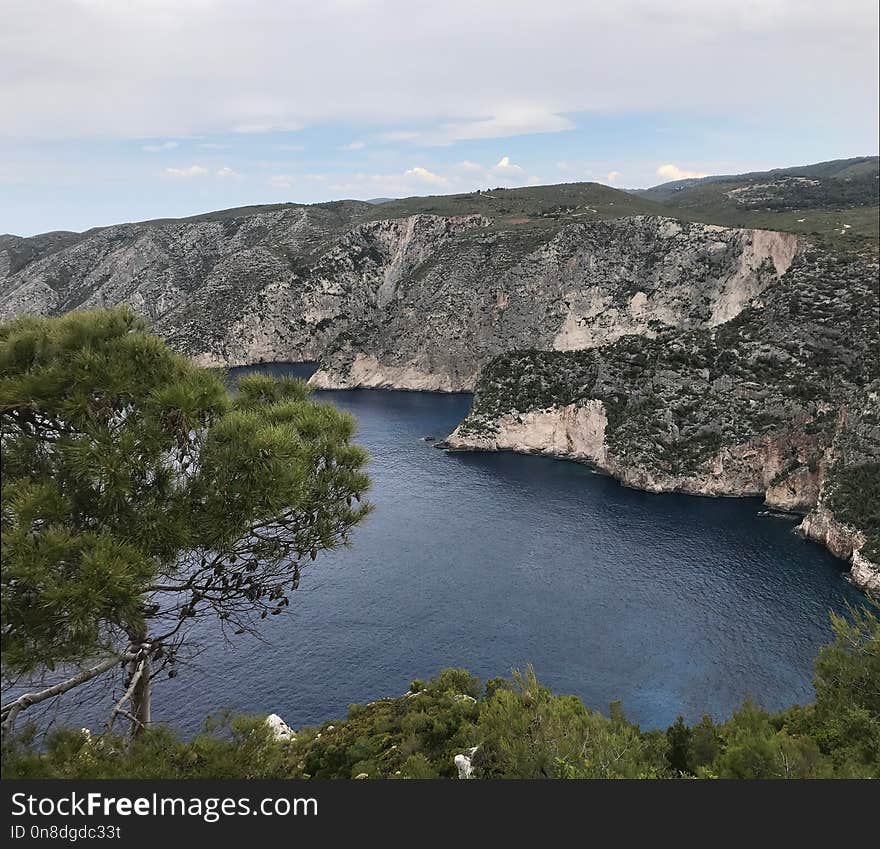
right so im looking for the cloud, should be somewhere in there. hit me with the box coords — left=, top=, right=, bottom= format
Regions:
left=429, top=108, right=574, bottom=145
left=341, top=140, right=366, bottom=151
left=328, top=165, right=454, bottom=198
left=388, top=107, right=574, bottom=146
left=141, top=140, right=178, bottom=152
left=492, top=155, right=524, bottom=176
left=164, top=164, right=208, bottom=177
left=269, top=174, right=294, bottom=189
left=215, top=166, right=240, bottom=178
left=403, top=166, right=448, bottom=186
left=1, top=1, right=875, bottom=144
left=232, top=121, right=304, bottom=134
left=606, top=170, right=620, bottom=183
left=327, top=157, right=536, bottom=199
left=656, top=163, right=710, bottom=181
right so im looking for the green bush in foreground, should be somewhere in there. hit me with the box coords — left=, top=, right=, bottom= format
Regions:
left=3, top=603, right=878, bottom=779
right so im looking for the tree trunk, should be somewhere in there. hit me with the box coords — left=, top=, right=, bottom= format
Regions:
left=128, top=653, right=151, bottom=735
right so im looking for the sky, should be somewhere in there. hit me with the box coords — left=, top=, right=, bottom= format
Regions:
left=1, top=0, right=878, bottom=236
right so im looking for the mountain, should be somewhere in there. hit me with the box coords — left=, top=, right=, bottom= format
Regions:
left=630, top=156, right=879, bottom=256
left=1, top=159, right=878, bottom=589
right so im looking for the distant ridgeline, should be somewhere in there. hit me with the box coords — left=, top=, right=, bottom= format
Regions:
left=1, top=156, right=878, bottom=587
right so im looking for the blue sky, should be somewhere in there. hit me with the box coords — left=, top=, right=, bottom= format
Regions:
left=2, top=0, right=877, bottom=236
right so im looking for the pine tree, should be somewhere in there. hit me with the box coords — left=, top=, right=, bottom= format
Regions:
left=1, top=309, right=370, bottom=736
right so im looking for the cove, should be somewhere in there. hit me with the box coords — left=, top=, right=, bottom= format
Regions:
left=142, top=362, right=865, bottom=733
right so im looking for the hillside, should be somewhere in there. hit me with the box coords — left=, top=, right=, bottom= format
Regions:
left=631, top=156, right=879, bottom=256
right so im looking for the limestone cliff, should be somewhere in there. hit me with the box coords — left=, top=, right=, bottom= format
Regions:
left=308, top=217, right=797, bottom=391
left=2, top=210, right=796, bottom=392
left=794, top=386, right=880, bottom=591
left=447, top=250, right=879, bottom=587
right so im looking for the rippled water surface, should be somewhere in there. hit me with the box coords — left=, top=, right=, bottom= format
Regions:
left=25, top=362, right=867, bottom=733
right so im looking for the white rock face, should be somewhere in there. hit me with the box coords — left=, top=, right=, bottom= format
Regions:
left=850, top=550, right=880, bottom=593
left=447, top=401, right=608, bottom=466
left=797, top=507, right=880, bottom=593
left=454, top=747, right=479, bottom=779
left=708, top=228, right=798, bottom=325
left=264, top=713, right=296, bottom=742
left=310, top=353, right=473, bottom=392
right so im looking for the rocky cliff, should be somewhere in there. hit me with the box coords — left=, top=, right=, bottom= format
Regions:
left=2, top=209, right=796, bottom=391
left=447, top=249, right=880, bottom=590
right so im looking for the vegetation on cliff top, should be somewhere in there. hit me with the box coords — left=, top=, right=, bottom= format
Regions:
left=4, top=602, right=878, bottom=779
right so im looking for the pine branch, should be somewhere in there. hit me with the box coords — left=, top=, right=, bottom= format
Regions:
left=1, top=652, right=138, bottom=735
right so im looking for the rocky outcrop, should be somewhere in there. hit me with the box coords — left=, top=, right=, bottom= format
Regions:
left=794, top=385, right=880, bottom=591
left=447, top=401, right=609, bottom=464
left=448, top=403, right=825, bottom=502
left=312, top=218, right=797, bottom=391
left=265, top=713, right=296, bottom=742
left=446, top=251, right=879, bottom=582
left=454, top=746, right=479, bottom=779
left=3, top=209, right=797, bottom=392
left=797, top=507, right=879, bottom=591
left=851, top=551, right=880, bottom=593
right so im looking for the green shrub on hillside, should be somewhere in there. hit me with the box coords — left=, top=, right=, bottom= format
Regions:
left=4, top=603, right=877, bottom=779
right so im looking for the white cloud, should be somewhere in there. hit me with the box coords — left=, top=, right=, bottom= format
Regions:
left=232, top=121, right=304, bottom=134
left=328, top=157, right=537, bottom=200
left=606, top=170, right=620, bottom=183
left=656, top=163, right=710, bottom=181
left=164, top=164, right=208, bottom=177
left=215, top=165, right=240, bottom=178
left=403, top=166, right=448, bottom=186
left=425, top=107, right=574, bottom=145
left=341, top=140, right=366, bottom=151
left=141, top=140, right=178, bottom=152
left=5, top=2, right=871, bottom=144
left=492, top=155, right=524, bottom=176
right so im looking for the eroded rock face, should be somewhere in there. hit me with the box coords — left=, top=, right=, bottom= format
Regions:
left=448, top=252, right=879, bottom=580
left=447, top=401, right=609, bottom=464
left=310, top=218, right=798, bottom=391
left=794, top=386, right=880, bottom=591
left=449, top=404, right=824, bottom=501
left=3, top=212, right=796, bottom=392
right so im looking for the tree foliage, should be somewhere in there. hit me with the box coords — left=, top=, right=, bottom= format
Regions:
left=1, top=308, right=370, bottom=733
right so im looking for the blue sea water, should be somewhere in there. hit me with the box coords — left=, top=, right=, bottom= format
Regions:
left=142, top=362, right=864, bottom=732
left=10, top=362, right=864, bottom=735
